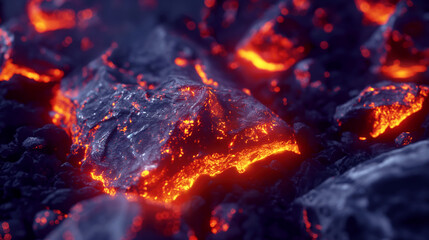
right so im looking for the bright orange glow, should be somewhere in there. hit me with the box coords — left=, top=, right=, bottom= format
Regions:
left=27, top=0, right=76, bottom=33
left=51, top=89, right=76, bottom=132
left=50, top=87, right=96, bottom=166
left=0, top=60, right=63, bottom=82
left=195, top=64, right=219, bottom=87
left=361, top=84, right=429, bottom=138
left=237, top=49, right=294, bottom=72
left=90, top=171, right=117, bottom=196
left=242, top=88, right=251, bottom=96
left=237, top=21, right=303, bottom=72
left=355, top=0, right=398, bottom=25
left=380, top=61, right=427, bottom=79
left=136, top=137, right=300, bottom=203
left=174, top=57, right=188, bottom=67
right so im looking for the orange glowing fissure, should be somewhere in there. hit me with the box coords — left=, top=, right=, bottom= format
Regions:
left=28, top=0, right=76, bottom=33
left=136, top=90, right=301, bottom=203
left=195, top=64, right=219, bottom=87
left=140, top=139, right=300, bottom=203
left=380, top=61, right=427, bottom=79
left=355, top=0, right=397, bottom=25
left=362, top=84, right=429, bottom=138
left=237, top=21, right=300, bottom=72
left=0, top=59, right=64, bottom=82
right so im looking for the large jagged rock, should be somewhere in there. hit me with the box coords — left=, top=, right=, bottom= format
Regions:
left=296, top=140, right=429, bottom=240
left=54, top=27, right=300, bottom=202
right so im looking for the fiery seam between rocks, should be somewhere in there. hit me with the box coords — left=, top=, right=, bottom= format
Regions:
left=27, top=0, right=76, bottom=33
left=237, top=21, right=302, bottom=72
left=354, top=0, right=398, bottom=25
left=381, top=61, right=427, bottom=79
left=0, top=59, right=64, bottom=83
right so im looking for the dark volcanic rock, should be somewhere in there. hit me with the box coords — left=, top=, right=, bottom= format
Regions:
left=335, top=82, right=429, bottom=139
left=296, top=140, right=429, bottom=240
left=58, top=27, right=300, bottom=202
left=46, top=195, right=143, bottom=240
left=46, top=194, right=182, bottom=240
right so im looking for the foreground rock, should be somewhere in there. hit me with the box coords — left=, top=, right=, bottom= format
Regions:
left=296, top=140, right=429, bottom=240
left=46, top=194, right=183, bottom=240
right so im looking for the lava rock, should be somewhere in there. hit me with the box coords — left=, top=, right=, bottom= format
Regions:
left=57, top=27, right=300, bottom=202
left=46, top=194, right=182, bottom=240
left=296, top=140, right=429, bottom=240
left=335, top=82, right=429, bottom=139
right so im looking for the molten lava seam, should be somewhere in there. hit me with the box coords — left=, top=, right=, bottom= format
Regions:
left=237, top=21, right=301, bottom=72
left=27, top=0, right=76, bottom=33
left=140, top=139, right=300, bottom=202
left=363, top=84, right=428, bottom=138
left=380, top=61, right=427, bottom=79
left=237, top=49, right=293, bottom=72
left=0, top=59, right=63, bottom=82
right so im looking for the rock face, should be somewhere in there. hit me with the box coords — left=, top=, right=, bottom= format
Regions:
left=45, top=195, right=142, bottom=240
left=45, top=194, right=184, bottom=240
left=335, top=82, right=429, bottom=138
left=53, top=28, right=300, bottom=203
left=296, top=140, right=429, bottom=240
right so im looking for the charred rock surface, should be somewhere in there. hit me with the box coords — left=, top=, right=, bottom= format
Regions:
left=296, top=140, right=429, bottom=240
left=56, top=28, right=300, bottom=203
